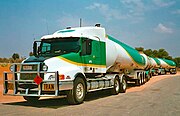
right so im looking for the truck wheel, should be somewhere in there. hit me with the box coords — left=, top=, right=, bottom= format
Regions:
left=111, top=77, right=120, bottom=95
left=23, top=96, right=40, bottom=103
left=119, top=76, right=127, bottom=93
left=67, top=78, right=86, bottom=105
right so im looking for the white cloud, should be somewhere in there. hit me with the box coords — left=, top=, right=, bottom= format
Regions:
left=172, top=9, right=180, bottom=15
left=56, top=14, right=81, bottom=28
left=56, top=13, right=96, bottom=28
left=85, top=3, right=101, bottom=10
left=86, top=3, right=129, bottom=21
left=86, top=2, right=146, bottom=23
left=154, top=23, right=173, bottom=34
left=121, top=0, right=146, bottom=13
left=153, top=0, right=175, bottom=7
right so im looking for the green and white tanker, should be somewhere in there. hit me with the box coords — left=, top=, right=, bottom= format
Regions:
left=3, top=25, right=176, bottom=104
left=157, top=58, right=176, bottom=74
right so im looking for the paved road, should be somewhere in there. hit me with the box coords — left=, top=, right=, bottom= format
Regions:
left=0, top=75, right=180, bottom=116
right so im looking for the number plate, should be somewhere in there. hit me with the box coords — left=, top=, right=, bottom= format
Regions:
left=22, top=65, right=33, bottom=70
left=44, top=84, right=54, bottom=91
left=8, top=83, right=14, bottom=90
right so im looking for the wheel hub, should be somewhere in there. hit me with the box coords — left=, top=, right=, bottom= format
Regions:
left=76, top=83, right=84, bottom=99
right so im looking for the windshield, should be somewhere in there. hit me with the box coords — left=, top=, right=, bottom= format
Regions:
left=39, top=37, right=80, bottom=57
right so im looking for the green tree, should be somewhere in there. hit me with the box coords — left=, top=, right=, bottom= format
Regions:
left=29, top=52, right=33, bottom=56
left=135, top=47, right=144, bottom=52
left=173, top=57, right=180, bottom=68
left=134, top=47, right=173, bottom=60
left=12, top=53, right=20, bottom=60
left=144, top=49, right=153, bottom=56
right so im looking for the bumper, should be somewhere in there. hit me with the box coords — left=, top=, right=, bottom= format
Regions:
left=3, top=71, right=73, bottom=97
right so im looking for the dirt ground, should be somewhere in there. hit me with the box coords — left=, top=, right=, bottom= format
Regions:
left=0, top=64, right=24, bottom=102
left=0, top=64, right=180, bottom=103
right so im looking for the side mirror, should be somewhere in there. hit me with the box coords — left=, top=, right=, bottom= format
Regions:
left=33, top=41, right=37, bottom=56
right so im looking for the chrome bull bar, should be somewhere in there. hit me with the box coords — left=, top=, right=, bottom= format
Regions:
left=3, top=64, right=73, bottom=97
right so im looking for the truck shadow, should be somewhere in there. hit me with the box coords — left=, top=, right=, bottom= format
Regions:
left=3, top=97, right=69, bottom=109
left=3, top=90, right=115, bottom=109
left=3, top=83, right=138, bottom=108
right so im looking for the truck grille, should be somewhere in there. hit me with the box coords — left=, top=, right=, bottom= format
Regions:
left=19, top=63, right=44, bottom=80
left=20, top=73, right=37, bottom=80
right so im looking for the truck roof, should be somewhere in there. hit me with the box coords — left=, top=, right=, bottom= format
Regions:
left=41, top=26, right=106, bottom=42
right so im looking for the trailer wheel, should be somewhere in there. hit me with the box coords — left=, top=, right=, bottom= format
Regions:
left=141, top=73, right=145, bottom=84
left=143, top=73, right=146, bottom=84
left=111, top=77, right=120, bottom=95
left=170, top=68, right=177, bottom=74
left=119, top=76, right=127, bottom=93
left=136, top=73, right=142, bottom=86
left=135, top=79, right=140, bottom=86
left=147, top=73, right=150, bottom=81
left=23, top=96, right=40, bottom=103
left=67, top=78, right=86, bottom=105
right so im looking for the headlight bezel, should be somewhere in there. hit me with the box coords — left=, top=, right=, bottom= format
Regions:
left=9, top=65, right=14, bottom=72
left=42, top=64, right=48, bottom=71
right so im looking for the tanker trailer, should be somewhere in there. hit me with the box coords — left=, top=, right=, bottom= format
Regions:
left=158, top=58, right=176, bottom=74
left=140, top=53, right=153, bottom=80
left=106, top=35, right=150, bottom=86
left=150, top=57, right=161, bottom=75
left=3, top=25, right=149, bottom=104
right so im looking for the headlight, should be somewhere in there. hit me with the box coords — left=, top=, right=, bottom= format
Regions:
left=43, top=65, right=48, bottom=71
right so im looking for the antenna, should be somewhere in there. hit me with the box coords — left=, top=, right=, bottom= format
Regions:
left=80, top=18, right=82, bottom=27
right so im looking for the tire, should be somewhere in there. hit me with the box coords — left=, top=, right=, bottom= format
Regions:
left=147, top=73, right=150, bottom=81
left=139, top=75, right=143, bottom=85
left=67, top=78, right=86, bottom=105
left=141, top=74, right=145, bottom=84
left=143, top=73, right=146, bottom=84
left=111, top=77, right=120, bottom=95
left=136, top=73, right=141, bottom=86
left=23, top=96, right=40, bottom=103
left=142, top=75, right=144, bottom=84
left=135, top=79, right=140, bottom=86
left=119, top=76, right=127, bottom=93
left=170, top=69, right=177, bottom=74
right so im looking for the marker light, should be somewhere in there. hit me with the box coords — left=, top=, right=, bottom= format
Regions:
left=59, top=74, right=65, bottom=80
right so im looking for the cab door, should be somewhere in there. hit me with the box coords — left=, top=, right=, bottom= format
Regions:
left=80, top=38, right=106, bottom=73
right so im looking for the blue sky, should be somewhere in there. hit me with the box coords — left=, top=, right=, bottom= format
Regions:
left=0, top=0, right=180, bottom=58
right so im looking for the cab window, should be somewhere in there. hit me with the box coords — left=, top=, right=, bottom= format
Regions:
left=81, top=39, right=92, bottom=55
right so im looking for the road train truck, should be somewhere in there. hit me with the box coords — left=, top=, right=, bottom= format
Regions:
left=3, top=25, right=159, bottom=104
